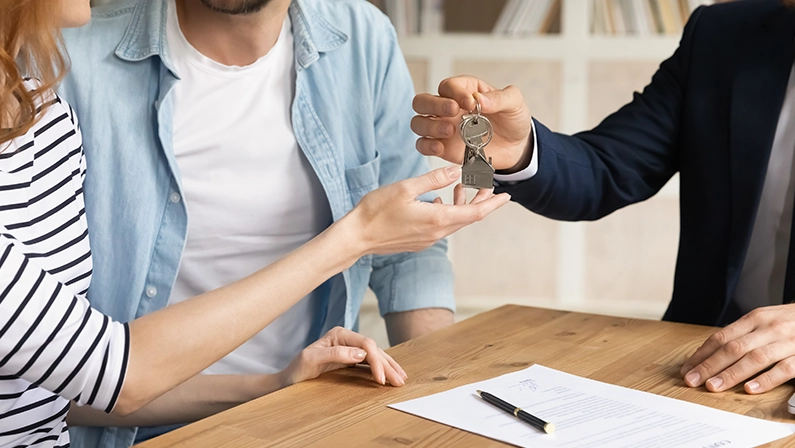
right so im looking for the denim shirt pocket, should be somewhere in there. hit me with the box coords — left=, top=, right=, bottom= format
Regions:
left=345, top=151, right=381, bottom=206
left=345, top=152, right=381, bottom=267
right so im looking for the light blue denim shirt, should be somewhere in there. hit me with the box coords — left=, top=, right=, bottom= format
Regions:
left=59, top=0, right=454, bottom=446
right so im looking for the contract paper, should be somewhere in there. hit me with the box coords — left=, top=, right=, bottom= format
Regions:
left=389, top=365, right=795, bottom=448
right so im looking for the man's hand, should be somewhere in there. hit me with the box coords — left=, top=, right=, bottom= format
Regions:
left=681, top=304, right=795, bottom=394
left=411, top=76, right=533, bottom=173
left=278, top=327, right=407, bottom=388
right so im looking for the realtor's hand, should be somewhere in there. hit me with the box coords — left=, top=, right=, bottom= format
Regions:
left=412, top=76, right=533, bottom=173
left=278, top=327, right=407, bottom=387
left=681, top=304, right=795, bottom=394
left=345, top=166, right=510, bottom=256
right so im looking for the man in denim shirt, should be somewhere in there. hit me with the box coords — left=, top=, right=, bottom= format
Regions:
left=59, top=0, right=455, bottom=446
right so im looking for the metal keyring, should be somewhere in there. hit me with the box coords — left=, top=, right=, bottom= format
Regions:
left=469, top=100, right=482, bottom=122
left=470, top=99, right=482, bottom=116
left=477, top=115, right=493, bottom=148
left=460, top=114, right=493, bottom=149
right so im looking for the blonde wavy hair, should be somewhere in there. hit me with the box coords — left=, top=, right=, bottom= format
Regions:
left=0, top=0, right=67, bottom=147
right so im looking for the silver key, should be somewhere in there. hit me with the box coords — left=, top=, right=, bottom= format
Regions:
left=460, top=103, right=494, bottom=189
left=460, top=114, right=492, bottom=149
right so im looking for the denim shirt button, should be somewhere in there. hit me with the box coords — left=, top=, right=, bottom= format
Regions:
left=145, top=286, right=157, bottom=298
left=169, top=192, right=181, bottom=203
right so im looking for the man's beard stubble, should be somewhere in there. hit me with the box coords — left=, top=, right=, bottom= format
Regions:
left=198, top=0, right=273, bottom=15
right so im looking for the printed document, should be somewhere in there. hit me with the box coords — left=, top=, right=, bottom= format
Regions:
left=389, top=365, right=795, bottom=448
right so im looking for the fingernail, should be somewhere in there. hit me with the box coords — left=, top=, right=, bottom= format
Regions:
left=445, top=101, right=456, bottom=115
left=680, top=364, right=692, bottom=375
left=685, top=371, right=700, bottom=386
left=446, top=166, right=461, bottom=178
left=707, top=377, right=723, bottom=390
left=395, top=376, right=405, bottom=386
left=380, top=373, right=386, bottom=385
left=441, top=124, right=453, bottom=137
left=747, top=381, right=760, bottom=392
left=355, top=350, right=366, bottom=360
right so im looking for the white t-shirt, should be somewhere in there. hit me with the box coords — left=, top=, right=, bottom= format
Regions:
left=165, top=2, right=332, bottom=374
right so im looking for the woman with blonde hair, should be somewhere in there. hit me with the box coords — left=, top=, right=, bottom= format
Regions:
left=0, top=0, right=509, bottom=445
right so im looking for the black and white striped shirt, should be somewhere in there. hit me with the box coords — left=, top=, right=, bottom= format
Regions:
left=0, top=83, right=129, bottom=447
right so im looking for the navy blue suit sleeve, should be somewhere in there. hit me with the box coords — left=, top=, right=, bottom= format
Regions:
left=500, top=7, right=705, bottom=221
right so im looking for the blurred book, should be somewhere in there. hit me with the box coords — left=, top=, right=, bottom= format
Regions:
left=493, top=0, right=561, bottom=36
left=443, top=0, right=508, bottom=33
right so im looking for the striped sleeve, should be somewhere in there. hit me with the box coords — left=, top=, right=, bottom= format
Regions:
left=0, top=234, right=129, bottom=413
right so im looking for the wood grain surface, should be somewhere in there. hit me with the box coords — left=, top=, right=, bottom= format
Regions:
left=137, top=305, right=795, bottom=447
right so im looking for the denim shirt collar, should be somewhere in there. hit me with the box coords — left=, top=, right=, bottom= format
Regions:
left=113, top=0, right=349, bottom=72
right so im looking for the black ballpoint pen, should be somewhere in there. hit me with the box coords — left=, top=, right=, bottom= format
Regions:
left=476, top=390, right=555, bottom=434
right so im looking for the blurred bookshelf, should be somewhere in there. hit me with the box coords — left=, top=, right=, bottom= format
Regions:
left=592, top=0, right=709, bottom=35
left=369, top=0, right=721, bottom=99
left=369, top=0, right=722, bottom=36
left=369, top=0, right=561, bottom=36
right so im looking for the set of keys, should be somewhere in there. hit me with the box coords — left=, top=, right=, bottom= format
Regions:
left=459, top=101, right=495, bottom=189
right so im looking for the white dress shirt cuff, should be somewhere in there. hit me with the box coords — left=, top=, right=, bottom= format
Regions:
left=493, top=119, right=539, bottom=183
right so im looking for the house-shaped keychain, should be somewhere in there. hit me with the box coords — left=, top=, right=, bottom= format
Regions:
left=462, top=150, right=495, bottom=189
left=460, top=102, right=495, bottom=189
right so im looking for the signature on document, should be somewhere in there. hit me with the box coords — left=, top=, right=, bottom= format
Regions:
left=517, top=379, right=539, bottom=393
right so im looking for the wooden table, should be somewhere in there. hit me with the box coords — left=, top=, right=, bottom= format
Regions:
left=139, top=305, right=795, bottom=447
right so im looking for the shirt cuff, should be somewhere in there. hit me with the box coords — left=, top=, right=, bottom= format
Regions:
left=370, top=249, right=455, bottom=316
left=493, top=120, right=538, bottom=183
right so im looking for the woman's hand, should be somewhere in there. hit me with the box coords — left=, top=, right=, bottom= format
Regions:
left=342, top=166, right=511, bottom=256
left=278, top=327, right=407, bottom=387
